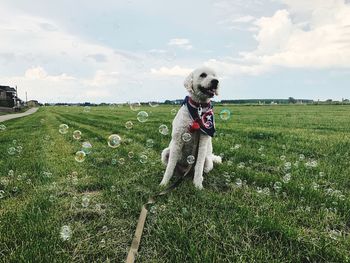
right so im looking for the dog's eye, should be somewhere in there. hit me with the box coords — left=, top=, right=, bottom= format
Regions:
left=200, top=73, right=207, bottom=78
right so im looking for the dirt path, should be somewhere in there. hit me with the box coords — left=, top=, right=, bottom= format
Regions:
left=0, top=107, right=39, bottom=122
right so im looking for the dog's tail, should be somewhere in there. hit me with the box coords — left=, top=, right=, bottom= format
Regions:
left=161, top=147, right=170, bottom=166
left=212, top=154, right=222, bottom=164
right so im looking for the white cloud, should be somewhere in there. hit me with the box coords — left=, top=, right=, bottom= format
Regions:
left=232, top=15, right=256, bottom=23
left=168, top=38, right=193, bottom=50
left=150, top=65, right=192, bottom=77
left=210, top=0, right=350, bottom=76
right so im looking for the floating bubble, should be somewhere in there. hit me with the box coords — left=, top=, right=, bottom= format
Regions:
left=284, top=162, right=292, bottom=170
left=16, top=146, right=23, bottom=153
left=171, top=108, right=177, bottom=115
left=235, top=178, right=243, bottom=187
left=319, top=172, right=325, bottom=177
left=0, top=124, right=6, bottom=131
left=59, top=124, right=69, bottom=134
left=137, top=111, right=148, bottom=122
left=280, top=155, right=286, bottom=161
left=127, top=151, right=134, bottom=159
left=0, top=190, right=4, bottom=199
left=146, top=139, right=154, bottom=148
left=82, top=195, right=90, bottom=208
left=8, top=147, right=16, bottom=155
left=125, top=121, right=133, bottom=129
left=118, top=158, right=125, bottom=165
left=182, top=133, right=191, bottom=142
left=82, top=141, right=92, bottom=154
left=108, top=134, right=121, bottom=148
left=75, top=151, right=86, bottom=163
left=273, top=181, right=282, bottom=192
left=12, top=140, right=17, bottom=145
left=159, top=124, right=169, bottom=135
left=311, top=182, right=319, bottom=190
left=73, top=130, right=82, bottom=140
left=187, top=155, right=195, bottom=164
left=60, top=225, right=72, bottom=241
left=8, top=170, right=14, bottom=176
left=299, top=154, right=305, bottom=161
left=130, top=102, right=141, bottom=111
left=329, top=229, right=342, bottom=240
left=83, top=106, right=91, bottom=113
left=219, top=109, right=231, bottom=120
left=149, top=102, right=159, bottom=107
left=139, top=154, right=148, bottom=164
left=282, top=173, right=291, bottom=183
left=111, top=158, right=117, bottom=165
left=237, top=162, right=245, bottom=169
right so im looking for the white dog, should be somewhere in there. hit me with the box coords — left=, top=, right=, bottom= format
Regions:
left=160, top=67, right=222, bottom=189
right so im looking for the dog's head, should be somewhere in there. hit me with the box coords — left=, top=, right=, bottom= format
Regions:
left=184, top=67, right=219, bottom=102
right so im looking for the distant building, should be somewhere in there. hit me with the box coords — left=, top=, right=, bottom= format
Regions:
left=0, top=85, right=22, bottom=108
left=27, top=100, right=39, bottom=107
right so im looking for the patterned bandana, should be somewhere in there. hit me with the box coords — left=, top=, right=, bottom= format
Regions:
left=182, top=96, right=216, bottom=137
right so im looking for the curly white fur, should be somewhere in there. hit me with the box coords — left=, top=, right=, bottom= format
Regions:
left=160, top=67, right=222, bottom=189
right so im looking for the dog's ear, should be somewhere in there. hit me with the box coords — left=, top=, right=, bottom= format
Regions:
left=215, top=85, right=219, bottom=96
left=184, top=71, right=194, bottom=93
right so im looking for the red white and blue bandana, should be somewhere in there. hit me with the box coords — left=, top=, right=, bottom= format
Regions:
left=182, top=96, right=216, bottom=137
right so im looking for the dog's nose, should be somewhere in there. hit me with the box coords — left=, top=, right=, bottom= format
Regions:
left=211, top=79, right=219, bottom=88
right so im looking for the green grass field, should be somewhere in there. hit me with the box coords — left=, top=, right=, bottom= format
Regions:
left=1, top=105, right=350, bottom=262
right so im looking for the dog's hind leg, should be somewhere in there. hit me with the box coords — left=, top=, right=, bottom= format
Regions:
left=160, top=140, right=183, bottom=186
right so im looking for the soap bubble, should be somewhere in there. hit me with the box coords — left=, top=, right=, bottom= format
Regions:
left=284, top=162, right=292, bottom=170
left=299, top=154, right=305, bottom=161
left=139, top=154, right=148, bottom=164
left=128, top=151, right=134, bottom=158
left=146, top=139, right=154, bottom=148
left=0, top=124, right=6, bottom=131
left=16, top=146, right=23, bottom=153
left=0, top=190, right=5, bottom=199
left=82, top=141, right=92, bottom=154
left=75, top=151, right=86, bottom=163
left=282, top=173, right=291, bottom=183
left=8, top=170, right=14, bottom=176
left=82, top=195, right=90, bottom=208
left=159, top=124, right=169, bottom=135
left=273, top=181, right=282, bottom=192
left=329, top=229, right=342, bottom=240
left=111, top=158, right=117, bottom=165
left=73, top=130, right=82, bottom=140
left=149, top=102, right=159, bottom=107
left=8, top=147, right=16, bottom=155
left=280, top=155, right=286, bottom=161
left=137, top=111, right=148, bottom=122
left=60, top=225, right=72, bottom=241
left=219, top=109, right=231, bottom=120
left=118, top=158, right=125, bottom=165
left=125, top=121, right=133, bottom=129
left=187, top=155, right=195, bottom=164
left=83, top=106, right=91, bottom=113
left=171, top=108, right=177, bottom=115
left=182, top=133, right=191, bottom=142
left=235, top=178, right=243, bottom=187
left=59, top=124, right=69, bottom=134
left=108, top=134, right=121, bottom=148
left=130, top=102, right=141, bottom=111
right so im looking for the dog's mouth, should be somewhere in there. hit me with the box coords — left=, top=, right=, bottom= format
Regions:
left=198, top=85, right=216, bottom=98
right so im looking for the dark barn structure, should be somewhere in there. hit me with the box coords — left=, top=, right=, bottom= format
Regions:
left=0, top=85, right=21, bottom=108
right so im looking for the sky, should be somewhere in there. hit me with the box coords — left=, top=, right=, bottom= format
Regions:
left=0, top=0, right=350, bottom=103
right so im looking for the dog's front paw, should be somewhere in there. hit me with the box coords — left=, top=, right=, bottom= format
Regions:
left=193, top=176, right=203, bottom=190
left=159, top=179, right=169, bottom=186
left=204, top=161, right=213, bottom=173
